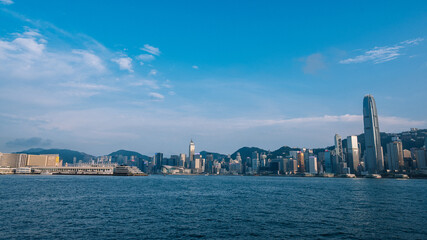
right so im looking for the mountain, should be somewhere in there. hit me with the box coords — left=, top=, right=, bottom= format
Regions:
left=17, top=148, right=94, bottom=164
left=270, top=146, right=301, bottom=159
left=200, top=150, right=227, bottom=160
left=231, top=147, right=268, bottom=160
left=108, top=149, right=151, bottom=160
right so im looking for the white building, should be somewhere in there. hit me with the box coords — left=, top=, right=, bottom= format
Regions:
left=309, top=156, right=318, bottom=174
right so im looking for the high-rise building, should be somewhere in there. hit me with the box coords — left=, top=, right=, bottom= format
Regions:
left=189, top=140, right=195, bottom=169
left=180, top=153, right=186, bottom=167
left=155, top=153, right=163, bottom=170
left=251, top=151, right=259, bottom=173
left=386, top=137, right=404, bottom=172
left=416, top=149, right=427, bottom=169
left=324, top=150, right=332, bottom=173
left=309, top=156, right=317, bottom=174
left=363, top=94, right=384, bottom=173
left=206, top=154, right=214, bottom=173
left=347, top=136, right=360, bottom=174
left=297, top=152, right=304, bottom=173
left=236, top=152, right=242, bottom=163
left=334, top=134, right=344, bottom=173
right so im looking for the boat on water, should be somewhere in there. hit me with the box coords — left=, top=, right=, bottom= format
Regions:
left=339, top=174, right=356, bottom=178
left=395, top=174, right=409, bottom=179
left=365, top=174, right=382, bottom=179
left=40, top=171, right=53, bottom=175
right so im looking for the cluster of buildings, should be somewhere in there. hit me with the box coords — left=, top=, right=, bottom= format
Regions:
left=1, top=95, right=426, bottom=177
left=0, top=153, right=144, bottom=176
left=133, top=95, right=427, bottom=177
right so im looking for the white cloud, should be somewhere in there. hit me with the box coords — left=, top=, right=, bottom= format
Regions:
left=149, top=92, right=164, bottom=101
left=129, top=79, right=159, bottom=89
left=11, top=109, right=424, bottom=155
left=0, top=0, right=14, bottom=5
left=60, top=82, right=117, bottom=91
left=192, top=65, right=199, bottom=69
left=112, top=57, right=133, bottom=72
left=72, top=50, right=105, bottom=72
left=141, top=44, right=160, bottom=56
left=136, top=54, right=155, bottom=62
left=302, top=53, right=325, bottom=74
left=149, top=69, right=157, bottom=76
left=340, top=38, right=424, bottom=64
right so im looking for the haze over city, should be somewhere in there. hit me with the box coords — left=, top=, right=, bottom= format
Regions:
left=1, top=0, right=426, bottom=156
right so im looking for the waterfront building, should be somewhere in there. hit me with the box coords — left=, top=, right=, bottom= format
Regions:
left=206, top=154, right=214, bottom=173
left=309, top=156, right=317, bottom=174
left=0, top=153, right=28, bottom=168
left=179, top=153, right=186, bottom=167
left=251, top=151, right=259, bottom=173
left=334, top=134, right=344, bottom=174
left=347, top=136, right=360, bottom=174
left=236, top=152, right=242, bottom=163
left=297, top=152, right=304, bottom=173
left=324, top=150, right=332, bottom=173
left=0, top=153, right=61, bottom=168
left=363, top=94, right=384, bottom=173
left=304, top=149, right=313, bottom=172
left=416, top=149, right=427, bottom=169
left=288, top=159, right=298, bottom=174
left=386, top=137, right=404, bottom=172
left=155, top=153, right=163, bottom=171
left=189, top=140, right=195, bottom=169
left=260, top=153, right=267, bottom=167
left=289, top=151, right=299, bottom=159
left=169, top=155, right=180, bottom=166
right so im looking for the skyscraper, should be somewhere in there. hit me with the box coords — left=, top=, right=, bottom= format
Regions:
left=386, top=137, right=404, bottom=172
left=309, top=156, right=318, bottom=174
left=347, top=136, right=360, bottom=174
left=363, top=95, right=384, bottom=173
left=189, top=140, right=195, bottom=169
left=155, top=152, right=163, bottom=171
left=334, top=134, right=344, bottom=174
left=297, top=152, right=304, bottom=173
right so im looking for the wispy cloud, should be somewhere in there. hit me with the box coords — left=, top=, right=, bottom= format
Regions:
left=60, top=82, right=117, bottom=91
left=149, top=69, right=157, bottom=76
left=141, top=44, right=160, bottom=56
left=192, top=65, right=199, bottom=69
left=340, top=38, right=424, bottom=64
left=112, top=57, right=133, bottom=72
left=302, top=53, right=325, bottom=74
left=136, top=53, right=155, bottom=62
left=129, top=79, right=159, bottom=89
left=5, top=137, right=51, bottom=148
left=0, top=0, right=14, bottom=5
left=149, top=92, right=164, bottom=101
left=72, top=50, right=105, bottom=72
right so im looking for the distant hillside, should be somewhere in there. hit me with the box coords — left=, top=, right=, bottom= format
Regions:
left=17, top=148, right=94, bottom=164
left=270, top=146, right=301, bottom=159
left=231, top=147, right=268, bottom=160
left=200, top=150, right=227, bottom=160
left=108, top=149, right=151, bottom=160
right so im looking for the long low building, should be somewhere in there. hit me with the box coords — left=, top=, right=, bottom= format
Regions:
left=32, top=166, right=114, bottom=175
left=0, top=153, right=62, bottom=168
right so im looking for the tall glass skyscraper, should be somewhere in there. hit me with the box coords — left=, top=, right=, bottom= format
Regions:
left=363, top=95, right=384, bottom=173
left=189, top=140, right=195, bottom=169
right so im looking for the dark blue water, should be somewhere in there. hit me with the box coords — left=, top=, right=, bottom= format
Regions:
left=0, top=175, right=426, bottom=239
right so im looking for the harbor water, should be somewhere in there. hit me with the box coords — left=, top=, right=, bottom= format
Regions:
left=0, top=175, right=426, bottom=239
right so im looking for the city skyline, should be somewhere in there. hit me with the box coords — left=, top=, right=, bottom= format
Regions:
left=1, top=1, right=427, bottom=156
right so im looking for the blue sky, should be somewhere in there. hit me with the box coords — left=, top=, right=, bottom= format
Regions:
left=0, top=0, right=426, bottom=156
